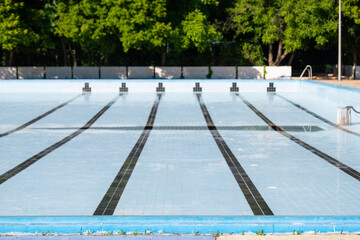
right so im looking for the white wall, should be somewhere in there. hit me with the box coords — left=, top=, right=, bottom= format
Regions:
left=0, top=67, right=17, bottom=79
left=100, top=66, right=127, bottom=79
left=265, top=66, right=292, bottom=79
left=18, top=67, right=44, bottom=79
left=211, top=66, right=236, bottom=79
left=0, top=66, right=296, bottom=79
left=46, top=67, right=72, bottom=79
left=155, top=67, right=181, bottom=79
left=73, top=67, right=99, bottom=79
left=238, top=66, right=264, bottom=79
left=128, top=66, right=154, bottom=79
left=183, top=66, right=209, bottom=79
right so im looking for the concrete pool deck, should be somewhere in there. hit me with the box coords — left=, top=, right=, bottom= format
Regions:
left=218, top=234, right=360, bottom=240
left=1, top=234, right=360, bottom=239
left=313, top=79, right=360, bottom=89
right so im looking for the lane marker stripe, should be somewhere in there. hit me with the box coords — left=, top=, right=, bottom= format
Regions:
left=0, top=94, right=83, bottom=138
left=196, top=94, right=273, bottom=216
left=31, top=125, right=323, bottom=132
left=236, top=93, right=360, bottom=182
left=94, top=94, right=162, bottom=216
left=276, top=94, right=360, bottom=137
left=0, top=94, right=121, bottom=185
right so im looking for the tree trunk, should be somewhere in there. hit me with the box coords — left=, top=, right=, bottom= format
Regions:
left=8, top=50, right=14, bottom=66
left=287, top=52, right=296, bottom=66
left=0, top=48, right=3, bottom=66
left=87, top=48, right=92, bottom=66
left=268, top=44, right=274, bottom=66
left=273, top=40, right=288, bottom=66
left=88, top=52, right=91, bottom=66
left=61, top=39, right=67, bottom=66
left=352, top=51, right=357, bottom=79
left=72, top=49, right=77, bottom=67
left=104, top=52, right=110, bottom=66
left=55, top=54, right=59, bottom=66
left=69, top=44, right=77, bottom=67
left=353, top=51, right=358, bottom=66
left=161, top=51, right=166, bottom=66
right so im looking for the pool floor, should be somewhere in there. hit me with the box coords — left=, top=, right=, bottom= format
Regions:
left=0, top=80, right=360, bottom=217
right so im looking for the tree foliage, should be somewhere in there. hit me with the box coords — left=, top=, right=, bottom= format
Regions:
left=102, top=0, right=171, bottom=52
left=0, top=0, right=38, bottom=65
left=0, top=0, right=358, bottom=67
left=342, top=0, right=360, bottom=66
left=179, top=9, right=221, bottom=52
left=228, top=0, right=338, bottom=66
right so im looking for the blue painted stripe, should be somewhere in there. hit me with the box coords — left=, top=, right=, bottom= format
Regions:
left=0, top=216, right=359, bottom=234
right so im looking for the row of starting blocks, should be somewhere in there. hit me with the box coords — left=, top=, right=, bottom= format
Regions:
left=82, top=82, right=277, bottom=93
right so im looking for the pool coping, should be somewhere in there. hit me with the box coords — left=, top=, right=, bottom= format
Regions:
left=0, top=216, right=359, bottom=234
left=301, top=79, right=360, bottom=92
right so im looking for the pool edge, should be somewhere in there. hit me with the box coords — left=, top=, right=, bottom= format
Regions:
left=0, top=216, right=359, bottom=234
left=301, top=79, right=360, bottom=92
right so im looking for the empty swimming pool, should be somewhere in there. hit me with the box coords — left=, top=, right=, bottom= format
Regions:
left=0, top=79, right=360, bottom=219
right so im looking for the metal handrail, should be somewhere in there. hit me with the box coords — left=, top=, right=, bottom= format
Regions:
left=300, top=65, right=312, bottom=80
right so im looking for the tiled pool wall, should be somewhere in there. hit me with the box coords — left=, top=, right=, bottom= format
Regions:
left=1, top=79, right=360, bottom=234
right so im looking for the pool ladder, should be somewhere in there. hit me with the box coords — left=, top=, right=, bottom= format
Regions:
left=300, top=65, right=312, bottom=80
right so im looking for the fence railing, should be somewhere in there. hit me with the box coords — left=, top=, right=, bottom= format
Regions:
left=334, top=64, right=360, bottom=79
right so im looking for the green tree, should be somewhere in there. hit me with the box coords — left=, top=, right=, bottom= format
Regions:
left=55, top=0, right=103, bottom=66
left=228, top=0, right=338, bottom=66
left=0, top=0, right=358, bottom=67
left=178, top=9, right=221, bottom=53
left=343, top=0, right=360, bottom=24
left=166, top=0, right=222, bottom=65
left=102, top=0, right=172, bottom=65
left=343, top=0, right=360, bottom=69
left=22, top=1, right=58, bottom=66
left=0, top=0, right=38, bottom=65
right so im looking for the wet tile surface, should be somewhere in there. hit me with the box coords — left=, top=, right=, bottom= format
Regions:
left=0, top=80, right=359, bottom=216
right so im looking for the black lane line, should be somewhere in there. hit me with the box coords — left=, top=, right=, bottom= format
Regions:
left=0, top=94, right=84, bottom=138
left=276, top=93, right=360, bottom=137
left=236, top=93, right=360, bottom=182
left=32, top=125, right=323, bottom=132
left=94, top=94, right=162, bottom=216
left=0, top=94, right=121, bottom=185
left=196, top=94, right=273, bottom=216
